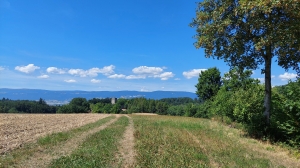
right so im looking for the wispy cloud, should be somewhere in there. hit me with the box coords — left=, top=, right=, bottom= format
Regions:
left=68, top=65, right=115, bottom=77
left=132, top=66, right=163, bottom=75
left=154, top=72, right=175, bottom=80
left=278, top=72, right=298, bottom=81
left=125, top=75, right=146, bottom=80
left=108, top=74, right=126, bottom=79
left=91, top=79, right=101, bottom=83
left=129, top=66, right=174, bottom=80
left=37, top=75, right=49, bottom=79
left=64, top=79, right=76, bottom=83
left=15, top=64, right=40, bottom=73
left=0, top=66, right=4, bottom=71
left=47, top=67, right=66, bottom=74
left=183, top=69, right=207, bottom=79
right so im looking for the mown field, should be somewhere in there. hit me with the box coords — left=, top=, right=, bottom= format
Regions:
left=1, top=114, right=299, bottom=168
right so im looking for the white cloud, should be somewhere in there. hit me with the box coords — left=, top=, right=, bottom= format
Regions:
left=108, top=74, right=126, bottom=79
left=175, top=78, right=181, bottom=80
left=125, top=75, right=146, bottom=80
left=15, top=64, right=40, bottom=73
left=68, top=65, right=115, bottom=77
left=47, top=67, right=66, bottom=74
left=154, top=72, right=175, bottom=80
left=37, top=75, right=49, bottom=79
left=91, top=79, right=101, bottom=83
left=68, top=69, right=87, bottom=77
left=183, top=69, right=207, bottom=79
left=64, top=79, right=76, bottom=83
left=132, top=66, right=163, bottom=75
left=279, top=72, right=298, bottom=81
left=87, top=68, right=101, bottom=77
left=99, top=65, right=115, bottom=75
left=0, top=66, right=4, bottom=71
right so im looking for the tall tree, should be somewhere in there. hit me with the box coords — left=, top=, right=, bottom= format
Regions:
left=191, top=0, right=300, bottom=123
left=195, top=67, right=222, bottom=101
left=222, top=67, right=260, bottom=91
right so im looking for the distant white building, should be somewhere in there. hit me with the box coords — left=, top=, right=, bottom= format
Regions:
left=111, top=97, right=117, bottom=104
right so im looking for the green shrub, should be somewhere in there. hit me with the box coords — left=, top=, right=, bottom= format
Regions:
left=167, top=105, right=185, bottom=116
left=270, top=80, right=300, bottom=147
left=232, top=85, right=266, bottom=138
left=209, top=87, right=235, bottom=120
left=194, top=100, right=212, bottom=118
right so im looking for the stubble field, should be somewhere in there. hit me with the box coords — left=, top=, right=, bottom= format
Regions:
left=0, top=113, right=110, bottom=154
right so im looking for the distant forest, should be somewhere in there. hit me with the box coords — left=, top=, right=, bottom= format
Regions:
left=0, top=97, right=200, bottom=115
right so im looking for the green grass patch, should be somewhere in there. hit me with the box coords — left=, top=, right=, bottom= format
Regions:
left=0, top=115, right=115, bottom=167
left=133, top=115, right=276, bottom=168
left=49, top=116, right=129, bottom=168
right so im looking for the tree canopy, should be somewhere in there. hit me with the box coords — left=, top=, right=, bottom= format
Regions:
left=195, top=67, right=221, bottom=101
left=191, top=0, right=300, bottom=123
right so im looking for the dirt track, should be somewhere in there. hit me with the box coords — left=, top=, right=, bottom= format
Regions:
left=116, top=115, right=136, bottom=168
left=0, top=113, right=110, bottom=154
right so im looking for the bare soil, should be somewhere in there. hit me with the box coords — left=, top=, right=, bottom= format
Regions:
left=116, top=115, right=136, bottom=168
left=0, top=113, right=110, bottom=154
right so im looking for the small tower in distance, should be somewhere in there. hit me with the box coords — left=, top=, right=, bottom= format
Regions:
left=111, top=97, right=117, bottom=104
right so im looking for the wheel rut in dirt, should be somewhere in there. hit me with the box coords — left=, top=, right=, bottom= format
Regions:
left=115, top=115, right=136, bottom=168
left=19, top=115, right=120, bottom=168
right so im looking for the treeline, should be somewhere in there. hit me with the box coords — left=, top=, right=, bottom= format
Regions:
left=0, top=97, right=200, bottom=115
left=192, top=67, right=300, bottom=149
left=89, top=97, right=199, bottom=115
left=0, top=98, right=57, bottom=113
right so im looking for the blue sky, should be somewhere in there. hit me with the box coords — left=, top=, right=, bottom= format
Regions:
left=0, top=0, right=298, bottom=92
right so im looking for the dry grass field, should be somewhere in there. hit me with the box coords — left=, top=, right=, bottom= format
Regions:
left=0, top=113, right=110, bottom=154
left=1, top=114, right=299, bottom=167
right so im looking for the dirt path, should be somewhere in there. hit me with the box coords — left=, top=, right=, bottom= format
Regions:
left=19, top=115, right=120, bottom=168
left=115, top=115, right=136, bottom=168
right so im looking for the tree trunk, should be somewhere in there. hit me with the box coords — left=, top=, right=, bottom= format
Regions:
left=264, top=48, right=272, bottom=124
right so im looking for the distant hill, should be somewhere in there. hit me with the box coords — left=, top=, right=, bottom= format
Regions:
left=0, top=88, right=197, bottom=105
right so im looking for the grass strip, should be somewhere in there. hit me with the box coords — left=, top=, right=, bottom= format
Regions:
left=0, top=115, right=115, bottom=167
left=49, top=116, right=129, bottom=168
left=133, top=115, right=274, bottom=168
left=37, top=115, right=115, bottom=146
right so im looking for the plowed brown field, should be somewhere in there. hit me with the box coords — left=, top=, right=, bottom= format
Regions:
left=0, top=113, right=109, bottom=154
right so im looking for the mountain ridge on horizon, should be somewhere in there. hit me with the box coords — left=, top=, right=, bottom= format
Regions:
left=0, top=88, right=198, bottom=105
left=0, top=88, right=194, bottom=92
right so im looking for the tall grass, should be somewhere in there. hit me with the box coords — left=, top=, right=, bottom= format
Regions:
left=133, top=115, right=278, bottom=168
left=49, top=116, right=129, bottom=168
